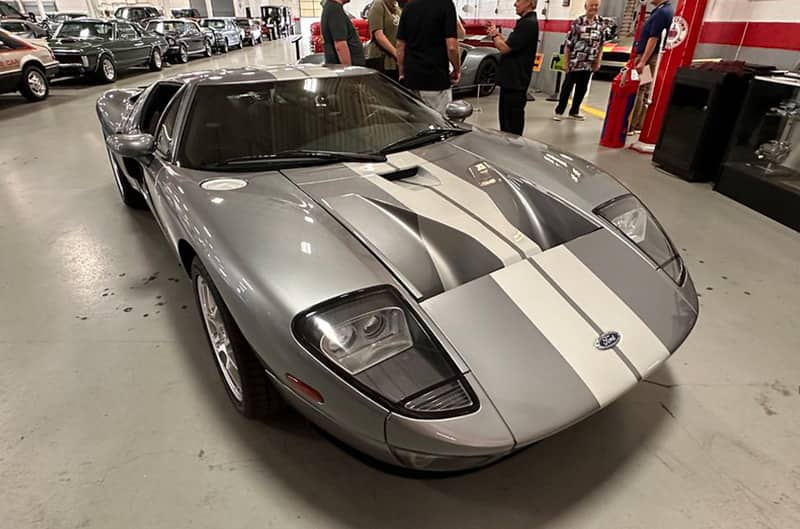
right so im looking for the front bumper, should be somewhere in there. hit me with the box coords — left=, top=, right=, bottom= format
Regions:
left=44, top=62, right=59, bottom=79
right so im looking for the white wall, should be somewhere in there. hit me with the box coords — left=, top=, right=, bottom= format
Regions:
left=704, top=0, right=800, bottom=22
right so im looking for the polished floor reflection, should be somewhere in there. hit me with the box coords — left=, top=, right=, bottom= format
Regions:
left=2, top=39, right=800, bottom=529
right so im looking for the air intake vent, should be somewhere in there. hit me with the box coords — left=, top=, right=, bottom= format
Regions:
left=404, top=380, right=473, bottom=413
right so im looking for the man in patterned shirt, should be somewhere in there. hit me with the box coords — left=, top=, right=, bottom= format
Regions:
left=553, top=0, right=604, bottom=121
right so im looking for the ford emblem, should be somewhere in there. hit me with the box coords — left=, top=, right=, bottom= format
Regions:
left=595, top=331, right=621, bottom=350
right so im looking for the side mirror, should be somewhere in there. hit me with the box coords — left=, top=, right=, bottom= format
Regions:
left=445, top=100, right=473, bottom=122
left=107, top=133, right=155, bottom=157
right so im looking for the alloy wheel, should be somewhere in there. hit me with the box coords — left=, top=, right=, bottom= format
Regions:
left=197, top=275, right=243, bottom=402
left=102, top=58, right=115, bottom=81
left=26, top=70, right=46, bottom=98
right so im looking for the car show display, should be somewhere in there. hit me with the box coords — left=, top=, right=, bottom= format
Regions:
left=96, top=64, right=698, bottom=472
left=0, top=27, right=58, bottom=101
left=144, top=18, right=212, bottom=63
left=49, top=19, right=167, bottom=82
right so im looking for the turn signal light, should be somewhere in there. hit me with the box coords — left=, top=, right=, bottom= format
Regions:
left=286, top=373, right=324, bottom=403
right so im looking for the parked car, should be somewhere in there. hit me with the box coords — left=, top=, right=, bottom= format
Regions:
left=198, top=17, right=241, bottom=53
left=97, top=65, right=697, bottom=473
left=113, top=5, right=161, bottom=25
left=145, top=18, right=212, bottom=63
left=0, top=18, right=47, bottom=40
left=40, top=12, right=88, bottom=35
left=233, top=17, right=262, bottom=46
left=48, top=18, right=167, bottom=83
left=0, top=27, right=57, bottom=101
left=300, top=42, right=499, bottom=97
left=171, top=8, right=202, bottom=20
left=0, top=1, right=31, bottom=20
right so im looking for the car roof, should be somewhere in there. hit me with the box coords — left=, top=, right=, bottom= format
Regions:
left=62, top=18, right=111, bottom=23
left=166, top=65, right=376, bottom=86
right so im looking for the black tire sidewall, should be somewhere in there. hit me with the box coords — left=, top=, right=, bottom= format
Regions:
left=20, top=65, right=47, bottom=101
left=477, top=60, right=497, bottom=97
left=179, top=44, right=188, bottom=63
left=150, top=48, right=162, bottom=71
left=98, top=55, right=116, bottom=82
left=190, top=259, right=279, bottom=418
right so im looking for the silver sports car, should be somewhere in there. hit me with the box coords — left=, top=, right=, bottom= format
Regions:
left=299, top=42, right=500, bottom=96
left=97, top=65, right=698, bottom=472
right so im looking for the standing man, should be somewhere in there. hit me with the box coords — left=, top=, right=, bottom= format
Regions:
left=487, top=0, right=539, bottom=136
left=630, top=0, right=674, bottom=133
left=396, top=0, right=460, bottom=114
left=321, top=0, right=366, bottom=66
left=553, top=0, right=604, bottom=121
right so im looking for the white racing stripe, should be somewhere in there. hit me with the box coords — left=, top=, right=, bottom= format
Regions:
left=346, top=164, right=522, bottom=266
left=491, top=261, right=637, bottom=406
left=387, top=152, right=542, bottom=257
left=533, top=246, right=670, bottom=376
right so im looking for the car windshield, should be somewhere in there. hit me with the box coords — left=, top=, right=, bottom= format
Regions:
left=178, top=73, right=460, bottom=171
left=56, top=21, right=112, bottom=39
left=200, top=19, right=225, bottom=29
left=147, top=21, right=182, bottom=33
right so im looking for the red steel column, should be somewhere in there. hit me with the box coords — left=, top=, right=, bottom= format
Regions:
left=634, top=0, right=710, bottom=150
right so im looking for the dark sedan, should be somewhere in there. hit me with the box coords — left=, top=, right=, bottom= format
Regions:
left=48, top=19, right=167, bottom=83
left=144, top=18, right=211, bottom=63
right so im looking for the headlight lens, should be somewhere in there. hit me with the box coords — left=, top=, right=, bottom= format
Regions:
left=294, top=287, right=476, bottom=417
left=597, top=195, right=685, bottom=283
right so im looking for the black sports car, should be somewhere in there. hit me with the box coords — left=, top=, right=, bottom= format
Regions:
left=48, top=19, right=167, bottom=83
left=144, top=18, right=212, bottom=63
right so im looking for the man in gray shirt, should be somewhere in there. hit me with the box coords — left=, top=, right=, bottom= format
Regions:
left=321, top=0, right=366, bottom=66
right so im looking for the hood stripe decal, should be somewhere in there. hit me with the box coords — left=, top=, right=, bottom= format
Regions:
left=527, top=258, right=642, bottom=379
left=533, top=246, right=670, bottom=377
left=344, top=164, right=523, bottom=267
left=490, top=260, right=637, bottom=406
left=385, top=152, right=542, bottom=258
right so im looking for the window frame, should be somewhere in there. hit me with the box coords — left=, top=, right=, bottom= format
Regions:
left=153, top=85, right=189, bottom=161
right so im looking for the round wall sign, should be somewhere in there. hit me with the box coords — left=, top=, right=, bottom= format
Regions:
left=666, top=16, right=689, bottom=50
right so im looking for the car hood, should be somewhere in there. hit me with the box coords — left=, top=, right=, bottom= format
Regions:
left=283, top=131, right=698, bottom=444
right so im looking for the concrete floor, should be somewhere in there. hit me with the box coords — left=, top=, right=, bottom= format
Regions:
left=2, top=40, right=800, bottom=529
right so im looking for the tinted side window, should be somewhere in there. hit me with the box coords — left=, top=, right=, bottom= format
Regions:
left=117, top=23, right=136, bottom=40
left=155, top=92, right=183, bottom=157
left=1, top=22, right=25, bottom=32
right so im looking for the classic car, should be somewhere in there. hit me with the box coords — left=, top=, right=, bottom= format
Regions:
left=171, top=8, right=202, bottom=20
left=234, top=17, right=262, bottom=46
left=96, top=65, right=698, bottom=472
left=0, top=27, right=57, bottom=101
left=40, top=12, right=89, bottom=35
left=48, top=19, right=167, bottom=82
left=0, top=18, right=47, bottom=40
left=299, top=42, right=500, bottom=97
left=198, top=17, right=241, bottom=53
left=144, top=18, right=212, bottom=63
left=113, top=4, right=162, bottom=25
left=0, top=1, right=29, bottom=20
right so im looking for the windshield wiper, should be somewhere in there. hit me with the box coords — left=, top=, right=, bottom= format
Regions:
left=210, top=149, right=387, bottom=168
left=379, top=127, right=467, bottom=154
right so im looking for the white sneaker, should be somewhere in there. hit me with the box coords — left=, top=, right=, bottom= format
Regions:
left=568, top=113, right=586, bottom=121
left=552, top=114, right=562, bottom=121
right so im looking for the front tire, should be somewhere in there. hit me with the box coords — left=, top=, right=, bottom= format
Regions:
left=149, top=48, right=163, bottom=71
left=221, top=39, right=229, bottom=54
left=19, top=65, right=48, bottom=102
left=178, top=44, right=189, bottom=63
left=203, top=39, right=213, bottom=57
left=192, top=259, right=283, bottom=419
left=95, top=55, right=117, bottom=83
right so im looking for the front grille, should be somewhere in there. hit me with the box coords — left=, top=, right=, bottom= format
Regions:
left=404, top=380, right=473, bottom=413
left=55, top=54, right=83, bottom=64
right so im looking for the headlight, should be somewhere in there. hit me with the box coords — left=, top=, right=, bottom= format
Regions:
left=597, top=195, right=685, bottom=283
left=293, top=287, right=476, bottom=417
left=167, top=36, right=176, bottom=45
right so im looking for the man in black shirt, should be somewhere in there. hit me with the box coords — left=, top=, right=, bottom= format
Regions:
left=487, top=0, right=539, bottom=135
left=396, top=0, right=460, bottom=114
left=321, top=0, right=366, bottom=66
